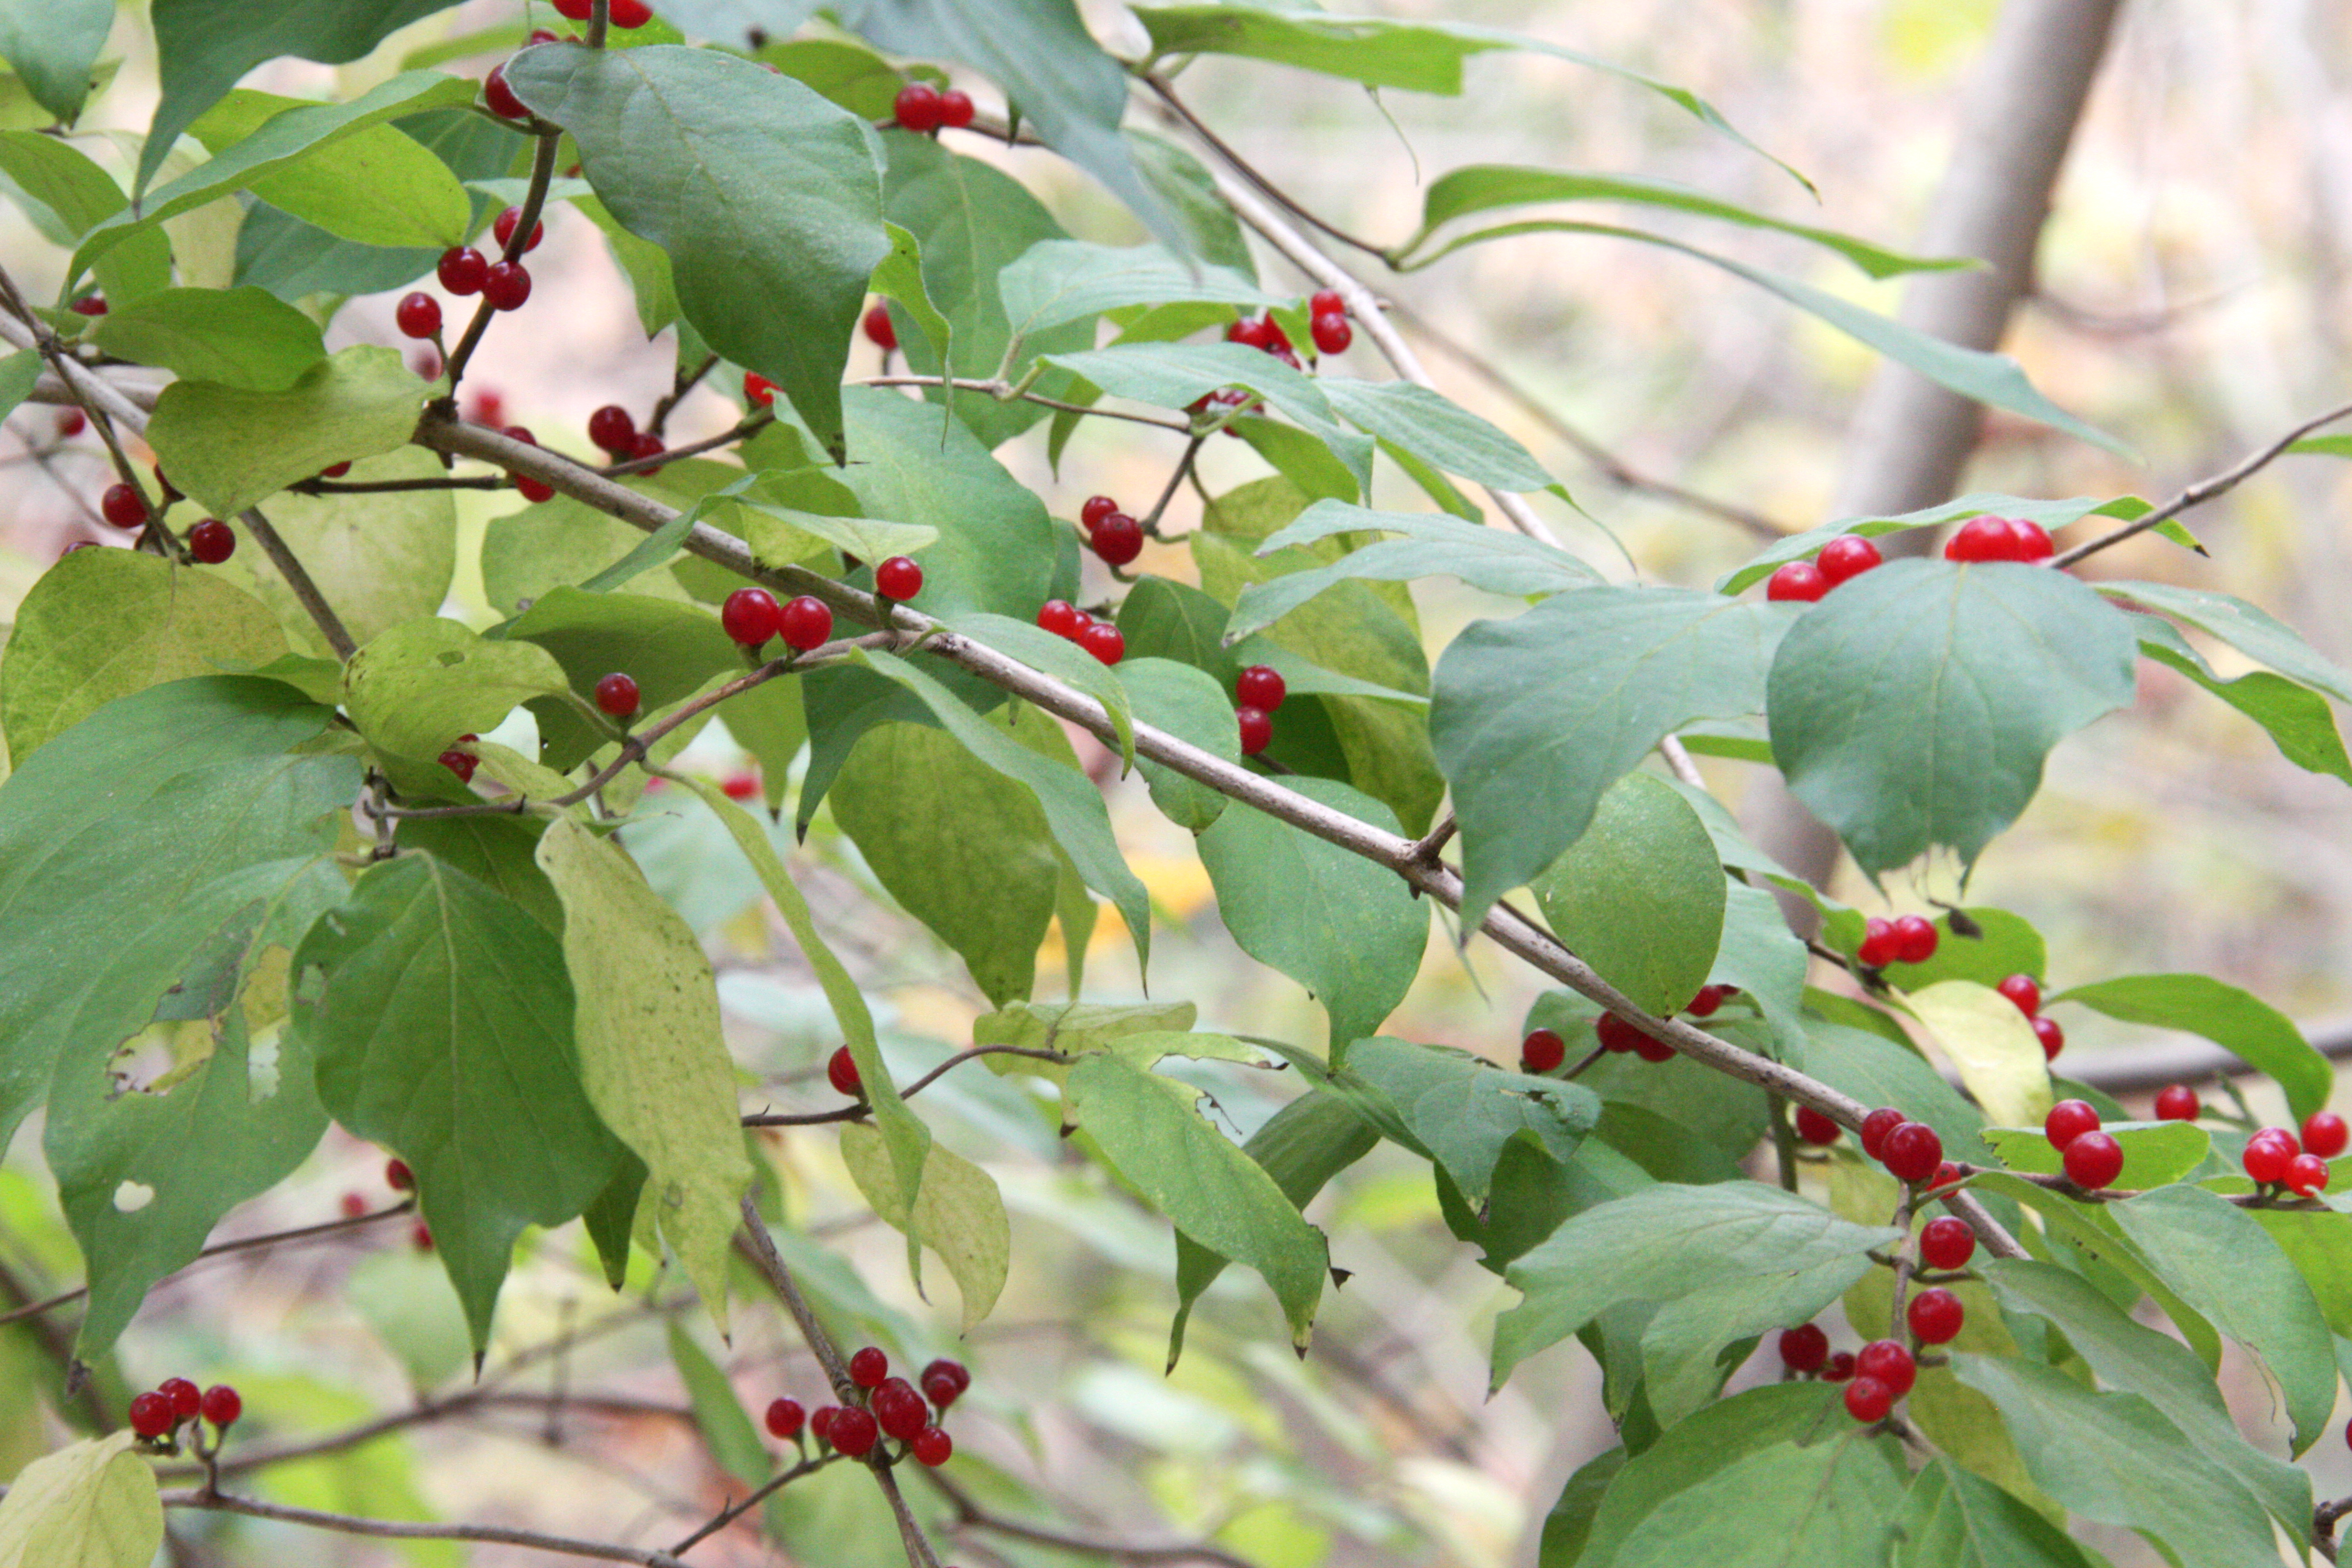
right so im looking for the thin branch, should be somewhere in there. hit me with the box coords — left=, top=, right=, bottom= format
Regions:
left=734, top=1195, right=856, bottom=1400
left=861, top=375, right=1192, bottom=431
left=598, top=413, right=764, bottom=475
left=873, top=1464, right=946, bottom=1568
left=2049, top=393, right=2352, bottom=567
left=742, top=1044, right=1072, bottom=1126
left=1408, top=813, right=1457, bottom=865
left=443, top=126, right=560, bottom=394
left=1142, top=75, right=1385, bottom=260
left=162, top=1490, right=690, bottom=1567
left=299, top=473, right=509, bottom=494
left=240, top=505, right=356, bottom=658
left=925, top=1469, right=1255, bottom=1568
left=666, top=1452, right=838, bottom=1555
left=1140, top=435, right=1205, bottom=534
left=647, top=352, right=721, bottom=440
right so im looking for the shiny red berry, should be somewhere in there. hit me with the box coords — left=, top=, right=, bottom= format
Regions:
left=2302, top=1112, right=2349, bottom=1159
left=1685, top=985, right=1728, bottom=1017
left=1631, top=1031, right=1675, bottom=1064
left=1995, top=974, right=2041, bottom=1016
left=1946, top=515, right=2027, bottom=563
left=129, top=1392, right=175, bottom=1438
left=1821, top=1350, right=1855, bottom=1382
left=439, top=246, right=488, bottom=295
left=875, top=556, right=923, bottom=600
left=594, top=672, right=640, bottom=718
left=56, top=407, right=85, bottom=437
left=394, top=292, right=442, bottom=339
left=1859, top=1107, right=1905, bottom=1159
left=922, top=1370, right=960, bottom=1408
left=1881, top=1121, right=1943, bottom=1184
left=1890, top=915, right=1939, bottom=964
left=200, top=1385, right=242, bottom=1428
left=744, top=372, right=776, bottom=407
left=386, top=1158, right=414, bottom=1190
left=873, top=1379, right=927, bottom=1440
left=1592, top=1014, right=1638, bottom=1054
left=608, top=0, right=653, bottom=28
left=848, top=1346, right=888, bottom=1387
left=780, top=595, right=832, bottom=651
left=554, top=0, right=593, bottom=19
left=938, top=90, right=974, bottom=128
left=1310, top=312, right=1352, bottom=355
left=159, top=1378, right=202, bottom=1419
left=1081, top=496, right=1119, bottom=528
left=910, top=1427, right=952, bottom=1464
left=1919, top=1216, right=1976, bottom=1271
left=1855, top=1340, right=1915, bottom=1397
left=828, top=1406, right=879, bottom=1457
left=1794, top=1106, right=1841, bottom=1146
left=483, top=261, right=531, bottom=311
left=484, top=65, right=528, bottom=119
left=1236, top=706, right=1272, bottom=756
left=893, top=80, right=944, bottom=132
left=720, top=774, right=760, bottom=801
left=1855, top=918, right=1898, bottom=967
left=625, top=432, right=665, bottom=474
left=1766, top=561, right=1828, bottom=602
left=765, top=1398, right=804, bottom=1439
left=2032, top=1016, right=2065, bottom=1061
left=2287, top=1153, right=2331, bottom=1196
left=439, top=750, right=477, bottom=784
left=1816, top=535, right=1883, bottom=585
left=493, top=206, right=545, bottom=253
left=2153, top=1084, right=2199, bottom=1122
left=1777, top=1323, right=1828, bottom=1372
left=827, top=1046, right=862, bottom=1098
left=587, top=405, right=636, bottom=454
left=101, top=482, right=146, bottom=529
left=809, top=1407, right=839, bottom=1445
left=1520, top=1028, right=1566, bottom=1074
left=1036, top=599, right=1082, bottom=639
left=1090, top=511, right=1144, bottom=566
left=2044, top=1099, right=2100, bottom=1151
left=722, top=587, right=783, bottom=646
left=1907, top=1288, right=1964, bottom=1345
left=187, top=519, right=235, bottom=564
left=1235, top=664, right=1286, bottom=712
left=863, top=302, right=897, bottom=350
left=2012, top=519, right=2055, bottom=559
left=922, top=1358, right=970, bottom=1397
left=68, top=294, right=106, bottom=317
left=1843, top=1376, right=1892, bottom=1422
left=1079, top=623, right=1125, bottom=665
left=1309, top=289, right=1345, bottom=317
left=2062, top=1131, right=2123, bottom=1190
left=2245, top=1135, right=2293, bottom=1184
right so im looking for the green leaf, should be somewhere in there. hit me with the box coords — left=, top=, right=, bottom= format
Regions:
left=0, top=1432, right=162, bottom=1568
left=753, top=35, right=902, bottom=118
left=1949, top=1354, right=2282, bottom=1567
left=1314, top=378, right=1552, bottom=491
left=291, top=853, right=625, bottom=1351
left=1195, top=775, right=1427, bottom=1052
left=1980, top=1259, right=2311, bottom=1538
left=1893, top=1460, right=2098, bottom=1568
left=147, top=345, right=432, bottom=518
left=840, top=1121, right=1009, bottom=1330
left=0, top=132, right=171, bottom=306
left=0, top=0, right=112, bottom=123
left=216, top=449, right=458, bottom=658
left=1342, top=1036, right=1597, bottom=1202
left=854, top=649, right=1151, bottom=971
left=91, top=285, right=325, bottom=393
left=141, top=2, right=462, bottom=194
left=1901, top=980, right=2051, bottom=1132
left=2052, top=973, right=2331, bottom=1123
left=1767, top=559, right=2138, bottom=877
left=1494, top=1182, right=1899, bottom=1386
left=1117, top=656, right=1238, bottom=830
left=1397, top=165, right=1965, bottom=279
left=1573, top=1384, right=1846, bottom=1560
left=345, top=616, right=573, bottom=764
left=1127, top=132, right=1255, bottom=276
left=868, top=219, right=953, bottom=374
left=2105, top=1183, right=2337, bottom=1453
left=1643, top=1255, right=1875, bottom=1426
left=2097, top=578, right=2352, bottom=705
left=1064, top=1051, right=1330, bottom=1348
left=1431, top=585, right=1793, bottom=930
left=666, top=1321, right=767, bottom=1488
left=499, top=587, right=739, bottom=770
left=190, top=89, right=471, bottom=249
left=973, top=998, right=1197, bottom=1081
left=534, top=815, right=754, bottom=1328
left=505, top=44, right=888, bottom=462
left=1225, top=499, right=1595, bottom=641
left=0, top=548, right=288, bottom=765
left=1530, top=771, right=1724, bottom=1017
left=999, top=238, right=1275, bottom=342
left=1617, top=1436, right=1907, bottom=1567
left=831, top=720, right=1058, bottom=1008
left=1982, top=1122, right=2208, bottom=1188
left=2135, top=619, right=2352, bottom=784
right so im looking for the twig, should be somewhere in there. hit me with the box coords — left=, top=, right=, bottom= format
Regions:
left=874, top=1465, right=946, bottom=1568
left=1139, top=435, right=1205, bottom=535
left=298, top=473, right=509, bottom=494
left=1142, top=76, right=1385, bottom=261
left=647, top=352, right=721, bottom=439
left=161, top=1490, right=690, bottom=1567
left=1408, top=813, right=1457, bottom=865
left=862, top=375, right=1192, bottom=431
left=444, top=126, right=560, bottom=394
left=742, top=1044, right=1071, bottom=1126
left=2050, top=393, right=2352, bottom=567
left=734, top=1196, right=856, bottom=1399
left=666, top=1452, right=837, bottom=1554
left=925, top=1469, right=1255, bottom=1568
left=239, top=505, right=356, bottom=658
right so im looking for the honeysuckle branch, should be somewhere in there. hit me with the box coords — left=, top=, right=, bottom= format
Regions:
left=647, top=352, right=721, bottom=438
left=742, top=1044, right=1073, bottom=1126
left=1140, top=434, right=1206, bottom=534
left=2049, top=390, right=2352, bottom=567
left=923, top=1469, right=1257, bottom=1568
left=1141, top=75, right=1387, bottom=262
left=160, top=1490, right=692, bottom=1568
left=239, top=504, right=357, bottom=658
left=734, top=1194, right=858, bottom=1401
left=861, top=374, right=1194, bottom=431
left=666, top=1451, right=841, bottom=1554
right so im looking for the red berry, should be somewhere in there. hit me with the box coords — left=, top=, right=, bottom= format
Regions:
left=1081, top=495, right=1119, bottom=528
left=892, top=80, right=944, bottom=132
left=1090, top=511, right=1144, bottom=566
left=922, top=1358, right=970, bottom=1397
left=2302, top=1112, right=2349, bottom=1159
left=744, top=371, right=776, bottom=407
left=1594, top=1014, right=1638, bottom=1054
left=438, top=750, right=477, bottom=784
left=722, top=587, right=783, bottom=646
left=922, top=1370, right=960, bottom=1408
left=2245, top=1134, right=2294, bottom=1185
left=1907, top=1288, right=1964, bottom=1345
left=720, top=773, right=760, bottom=801
left=200, top=1385, right=242, bottom=1428
left=320, top=460, right=352, bottom=478
left=1816, top=535, right=1883, bottom=585
left=594, top=672, right=640, bottom=718
left=56, top=407, right=85, bottom=437
left=1855, top=918, right=1898, bottom=967
left=2062, top=1131, right=2123, bottom=1190
left=159, top=1378, right=202, bottom=1419
left=439, top=246, right=488, bottom=295
left=2032, top=1016, right=2065, bottom=1061
left=1822, top=1350, right=1855, bottom=1382
left=1843, top=1376, right=1892, bottom=1422
left=873, top=1379, right=927, bottom=1440
left=608, top=0, right=652, bottom=28
left=1227, top=705, right=1271, bottom=758
left=2012, top=520, right=2055, bottom=560
left=1520, top=1028, right=1566, bottom=1074
left=765, top=1397, right=804, bottom=1439
left=1777, top=1323, right=1828, bottom=1372
left=1631, top=1032, right=1676, bottom=1064
left=1881, top=1121, right=1943, bottom=1184
left=1235, top=664, right=1286, bottom=712
left=68, top=294, right=106, bottom=317
left=809, top=1407, right=839, bottom=1446
left=625, top=432, right=665, bottom=474
left=2286, top=1153, right=2330, bottom=1196
left=1079, top=623, right=1125, bottom=666
left=848, top=1346, right=888, bottom=1387
left=1065, top=611, right=1095, bottom=636
left=1918, top=1216, right=1976, bottom=1271
left=386, top=1158, right=414, bottom=1190
left=1766, top=561, right=1828, bottom=602
left=1685, top=985, right=1728, bottom=1017
left=1855, top=1340, right=1915, bottom=1397
left=910, top=1425, right=952, bottom=1464
left=1946, top=515, right=2026, bottom=563
left=1890, top=914, right=1939, bottom=965
left=827, top=1046, right=862, bottom=1097
left=483, top=261, right=531, bottom=311
left=938, top=90, right=974, bottom=129
left=1228, top=315, right=1276, bottom=349
left=129, top=1392, right=175, bottom=1438
left=1995, top=974, right=2041, bottom=1016
left=1794, top=1106, right=1841, bottom=1146
left=2043, top=1099, right=2100, bottom=1151
left=780, top=595, right=833, bottom=651
left=100, top=482, right=146, bottom=529
left=187, top=519, right=235, bottom=564
left=2153, top=1084, right=2200, bottom=1122
left=1309, top=289, right=1346, bottom=317
left=829, top=1406, right=879, bottom=1457
left=862, top=302, right=898, bottom=349
left=1310, top=312, right=1352, bottom=356
left=875, top=556, right=923, bottom=600
left=394, top=291, right=442, bottom=339
left=493, top=206, right=545, bottom=254
left=587, top=405, right=636, bottom=454
left=1036, top=599, right=1082, bottom=639
left=1859, top=1107, right=1905, bottom=1159
left=484, top=64, right=528, bottom=120
left=554, top=0, right=593, bottom=18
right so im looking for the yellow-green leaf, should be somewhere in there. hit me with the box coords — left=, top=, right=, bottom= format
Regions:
left=1902, top=979, right=2050, bottom=1130
left=0, top=1433, right=162, bottom=1568
left=344, top=617, right=573, bottom=763
left=147, top=345, right=431, bottom=517
left=840, top=1122, right=1008, bottom=1331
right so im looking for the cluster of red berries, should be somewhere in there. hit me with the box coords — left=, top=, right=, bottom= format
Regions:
left=1945, top=515, right=2056, bottom=563
left=129, top=1376, right=241, bottom=1442
left=766, top=1348, right=965, bottom=1467
left=1303, top=288, right=1352, bottom=356
left=722, top=586, right=835, bottom=654
left=1779, top=1328, right=1920, bottom=1423
left=1765, top=535, right=1883, bottom=603
left=1528, top=986, right=1734, bottom=1071
left=1990, top=972, right=2065, bottom=1061
left=2043, top=1099, right=2124, bottom=1189
left=1079, top=494, right=1145, bottom=568
left=1853, top=913, right=1939, bottom=968
left=1233, top=663, right=1284, bottom=758
left=1036, top=598, right=1125, bottom=665
left=2242, top=1112, right=2344, bottom=1196
left=891, top=81, right=976, bottom=134
left=585, top=404, right=668, bottom=472
left=434, top=241, right=530, bottom=317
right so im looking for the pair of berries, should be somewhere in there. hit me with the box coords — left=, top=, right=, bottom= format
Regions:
left=1226, top=314, right=1300, bottom=371
left=1990, top=972, right=2066, bottom=1060
left=1303, top=288, right=1352, bottom=356
left=2244, top=1117, right=2342, bottom=1195
left=435, top=244, right=530, bottom=311
left=1765, top=535, right=1883, bottom=603
left=129, top=1377, right=241, bottom=1440
left=2043, top=1099, right=2124, bottom=1189
left=1945, top=515, right=2055, bottom=563
left=1079, top=494, right=1145, bottom=568
left=1859, top=1107, right=1945, bottom=1185
left=1854, top=914, right=1939, bottom=968
left=1035, top=600, right=1125, bottom=665
left=722, top=586, right=834, bottom=652
left=1234, top=663, right=1285, bottom=758
left=891, top=81, right=976, bottom=133
left=1574, top=987, right=1732, bottom=1068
